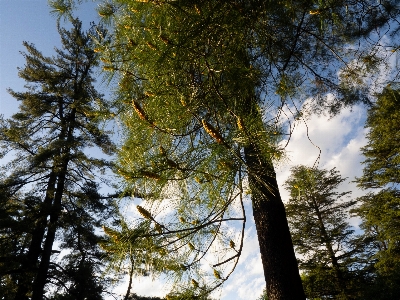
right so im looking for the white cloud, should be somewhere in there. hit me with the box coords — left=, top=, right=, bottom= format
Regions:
left=221, top=104, right=374, bottom=300
left=276, top=105, right=368, bottom=202
left=110, top=105, right=372, bottom=300
left=219, top=226, right=264, bottom=300
left=112, top=276, right=170, bottom=299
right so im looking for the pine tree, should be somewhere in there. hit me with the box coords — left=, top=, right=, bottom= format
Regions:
left=50, top=1, right=399, bottom=299
left=284, top=166, right=366, bottom=299
left=0, top=18, right=115, bottom=300
left=48, top=183, right=113, bottom=300
left=357, top=87, right=400, bottom=189
left=353, top=86, right=400, bottom=299
left=352, top=189, right=400, bottom=299
left=127, top=294, right=165, bottom=300
left=0, top=189, right=35, bottom=299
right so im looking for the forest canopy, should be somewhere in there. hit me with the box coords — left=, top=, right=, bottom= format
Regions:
left=0, top=0, right=399, bottom=299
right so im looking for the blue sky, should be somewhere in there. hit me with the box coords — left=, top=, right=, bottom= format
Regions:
left=0, top=1, right=99, bottom=118
left=0, top=1, right=57, bottom=117
left=0, top=2, right=386, bottom=300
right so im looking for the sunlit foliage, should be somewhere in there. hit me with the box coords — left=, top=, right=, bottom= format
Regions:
left=49, top=0, right=400, bottom=298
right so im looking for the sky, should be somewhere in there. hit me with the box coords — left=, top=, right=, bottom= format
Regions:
left=0, top=0, right=101, bottom=118
left=0, top=1, right=387, bottom=300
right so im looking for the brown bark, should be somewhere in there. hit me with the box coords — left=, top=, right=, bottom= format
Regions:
left=244, top=143, right=305, bottom=300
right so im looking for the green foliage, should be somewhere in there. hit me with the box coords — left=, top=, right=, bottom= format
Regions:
left=353, top=86, right=400, bottom=298
left=285, top=166, right=366, bottom=299
left=354, top=189, right=400, bottom=270
left=351, top=189, right=400, bottom=299
left=165, top=289, right=214, bottom=300
left=357, top=87, right=400, bottom=188
left=100, top=217, right=168, bottom=280
left=0, top=191, right=36, bottom=299
left=256, top=289, right=268, bottom=300
left=48, top=184, right=112, bottom=300
left=0, top=18, right=115, bottom=299
left=49, top=0, right=400, bottom=298
left=127, top=294, right=165, bottom=300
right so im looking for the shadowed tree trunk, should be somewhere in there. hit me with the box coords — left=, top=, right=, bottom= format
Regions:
left=14, top=172, right=57, bottom=300
left=311, top=196, right=347, bottom=297
left=245, top=143, right=305, bottom=299
left=31, top=107, right=76, bottom=300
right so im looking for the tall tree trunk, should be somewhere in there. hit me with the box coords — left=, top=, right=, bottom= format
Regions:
left=75, top=229, right=87, bottom=300
left=31, top=109, right=76, bottom=300
left=31, top=170, right=67, bottom=300
left=312, top=197, right=347, bottom=298
left=14, top=171, right=57, bottom=300
left=244, top=143, right=305, bottom=300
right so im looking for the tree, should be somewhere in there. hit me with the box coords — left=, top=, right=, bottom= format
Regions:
left=47, top=184, right=113, bottom=300
left=127, top=292, right=213, bottom=300
left=284, top=166, right=367, bottom=299
left=0, top=18, right=115, bottom=300
left=256, top=289, right=269, bottom=300
left=100, top=217, right=166, bottom=300
left=0, top=190, right=34, bottom=299
left=50, top=1, right=399, bottom=299
left=356, top=87, right=400, bottom=189
left=352, top=86, right=400, bottom=299
left=352, top=189, right=400, bottom=299
left=127, top=294, right=165, bottom=300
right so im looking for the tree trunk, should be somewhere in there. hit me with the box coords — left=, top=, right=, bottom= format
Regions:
left=14, top=171, right=57, bottom=300
left=31, top=170, right=67, bottom=300
left=312, top=197, right=347, bottom=298
left=244, top=143, right=305, bottom=300
left=31, top=109, right=76, bottom=300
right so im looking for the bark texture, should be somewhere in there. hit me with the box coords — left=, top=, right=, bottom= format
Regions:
left=244, top=143, right=305, bottom=300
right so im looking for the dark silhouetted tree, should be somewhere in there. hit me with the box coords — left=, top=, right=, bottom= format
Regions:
left=0, top=18, right=115, bottom=300
left=353, top=86, right=400, bottom=299
left=285, top=166, right=367, bottom=299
